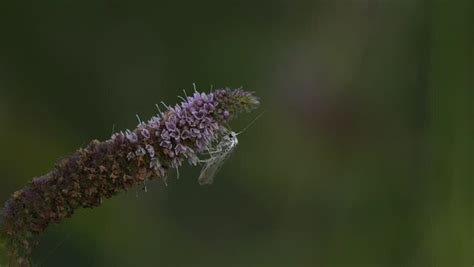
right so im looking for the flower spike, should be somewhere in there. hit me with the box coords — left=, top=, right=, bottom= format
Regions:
left=1, top=87, right=259, bottom=266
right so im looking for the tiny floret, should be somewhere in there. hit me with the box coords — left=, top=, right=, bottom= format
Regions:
left=125, top=130, right=138, bottom=143
left=146, top=144, right=155, bottom=157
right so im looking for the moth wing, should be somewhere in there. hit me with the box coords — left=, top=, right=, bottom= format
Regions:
left=198, top=145, right=236, bottom=185
left=198, top=157, right=223, bottom=185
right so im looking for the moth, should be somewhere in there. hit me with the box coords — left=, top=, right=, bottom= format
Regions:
left=198, top=129, right=239, bottom=185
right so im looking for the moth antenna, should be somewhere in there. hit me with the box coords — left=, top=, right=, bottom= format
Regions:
left=236, top=110, right=266, bottom=135
left=224, top=123, right=233, bottom=133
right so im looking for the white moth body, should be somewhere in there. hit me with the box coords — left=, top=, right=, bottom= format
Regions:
left=198, top=130, right=238, bottom=185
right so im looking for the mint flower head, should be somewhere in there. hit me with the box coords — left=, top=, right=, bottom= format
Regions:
left=1, top=87, right=259, bottom=266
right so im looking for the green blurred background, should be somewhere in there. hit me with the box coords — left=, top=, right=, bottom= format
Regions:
left=0, top=0, right=472, bottom=266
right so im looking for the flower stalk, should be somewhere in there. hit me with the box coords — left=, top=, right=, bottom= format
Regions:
left=0, top=88, right=259, bottom=266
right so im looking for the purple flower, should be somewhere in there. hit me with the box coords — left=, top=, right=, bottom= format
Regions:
left=145, top=145, right=155, bottom=157
left=140, top=128, right=151, bottom=140
left=125, top=130, right=138, bottom=143
left=31, top=176, right=49, bottom=187
left=147, top=116, right=161, bottom=129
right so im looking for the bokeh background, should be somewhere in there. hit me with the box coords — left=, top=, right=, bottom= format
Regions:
left=0, top=0, right=472, bottom=266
